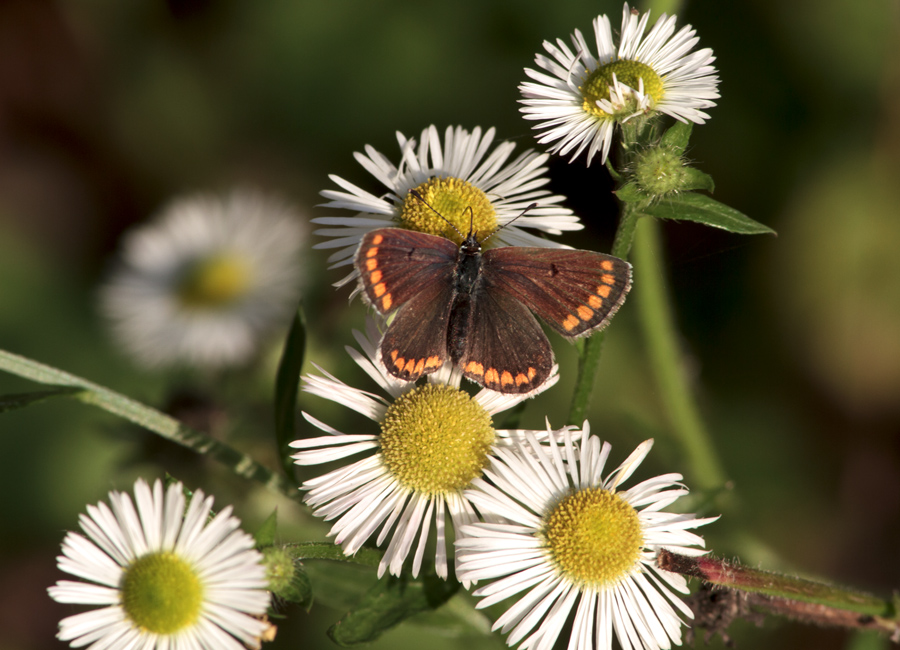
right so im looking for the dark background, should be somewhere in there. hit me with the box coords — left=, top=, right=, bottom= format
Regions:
left=1, top=0, right=898, bottom=648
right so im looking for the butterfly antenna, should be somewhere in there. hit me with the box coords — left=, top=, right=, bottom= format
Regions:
left=408, top=190, right=465, bottom=241
left=479, top=202, right=539, bottom=246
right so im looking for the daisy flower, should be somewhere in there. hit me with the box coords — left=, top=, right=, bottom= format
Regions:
left=290, top=318, right=560, bottom=580
left=315, top=124, right=583, bottom=269
left=520, top=3, right=720, bottom=165
left=100, top=188, right=306, bottom=369
left=456, top=427, right=717, bottom=650
left=48, top=479, right=272, bottom=650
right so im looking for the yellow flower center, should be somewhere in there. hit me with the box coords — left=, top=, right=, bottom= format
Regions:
left=401, top=177, right=498, bottom=245
left=379, top=384, right=495, bottom=494
left=177, top=253, right=253, bottom=309
left=581, top=60, right=665, bottom=119
left=121, top=551, right=204, bottom=634
left=543, top=487, right=643, bottom=587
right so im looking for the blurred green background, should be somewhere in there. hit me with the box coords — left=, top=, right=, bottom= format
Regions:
left=1, top=0, right=898, bottom=648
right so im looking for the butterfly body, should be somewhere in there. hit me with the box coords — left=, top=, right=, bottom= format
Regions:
left=355, top=227, right=631, bottom=394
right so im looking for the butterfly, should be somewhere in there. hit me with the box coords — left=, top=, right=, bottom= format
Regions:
left=354, top=198, right=632, bottom=394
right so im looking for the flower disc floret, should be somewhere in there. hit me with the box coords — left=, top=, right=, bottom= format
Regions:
left=402, top=177, right=497, bottom=244
left=380, top=384, right=495, bottom=494
left=121, top=552, right=203, bottom=634
left=177, top=254, right=253, bottom=309
left=543, top=487, right=642, bottom=587
left=582, top=60, right=664, bottom=118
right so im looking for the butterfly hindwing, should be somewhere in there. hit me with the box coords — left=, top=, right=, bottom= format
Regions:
left=380, top=278, right=454, bottom=381
left=454, top=284, right=554, bottom=394
left=482, top=247, right=632, bottom=339
left=355, top=228, right=458, bottom=315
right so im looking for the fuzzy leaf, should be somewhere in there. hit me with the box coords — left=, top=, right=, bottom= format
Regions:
left=679, top=167, right=715, bottom=193
left=328, top=573, right=461, bottom=646
left=615, top=181, right=645, bottom=203
left=255, top=509, right=278, bottom=547
left=274, top=306, right=306, bottom=480
left=640, top=193, right=776, bottom=235
left=660, top=120, right=693, bottom=153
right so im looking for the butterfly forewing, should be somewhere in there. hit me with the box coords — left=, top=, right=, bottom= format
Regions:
left=482, top=247, right=632, bottom=338
left=455, top=288, right=554, bottom=394
left=355, top=228, right=458, bottom=316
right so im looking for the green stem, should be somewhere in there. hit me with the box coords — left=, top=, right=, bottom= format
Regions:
left=631, top=218, right=726, bottom=489
left=660, top=551, right=900, bottom=638
left=0, top=349, right=303, bottom=504
left=568, top=206, right=640, bottom=425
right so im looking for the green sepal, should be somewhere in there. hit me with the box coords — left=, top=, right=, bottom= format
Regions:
left=660, top=120, right=692, bottom=154
left=615, top=181, right=645, bottom=203
left=255, top=509, right=278, bottom=547
left=274, top=306, right=306, bottom=481
left=0, top=387, right=84, bottom=413
left=327, top=572, right=461, bottom=646
left=288, top=564, right=314, bottom=609
left=640, top=192, right=776, bottom=235
left=679, top=167, right=715, bottom=193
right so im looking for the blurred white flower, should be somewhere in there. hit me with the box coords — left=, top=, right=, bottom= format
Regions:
left=101, top=189, right=305, bottom=368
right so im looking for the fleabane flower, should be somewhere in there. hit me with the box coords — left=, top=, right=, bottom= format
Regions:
left=48, top=479, right=272, bottom=650
left=456, top=427, right=717, bottom=650
left=520, top=3, right=719, bottom=165
left=290, top=319, right=560, bottom=580
left=315, top=124, right=583, bottom=269
left=100, top=188, right=306, bottom=369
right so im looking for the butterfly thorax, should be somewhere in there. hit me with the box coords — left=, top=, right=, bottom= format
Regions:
left=448, top=234, right=484, bottom=364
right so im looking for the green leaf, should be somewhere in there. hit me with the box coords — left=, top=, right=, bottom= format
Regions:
left=274, top=306, right=306, bottom=481
left=328, top=573, right=461, bottom=646
left=0, top=349, right=303, bottom=503
left=640, top=193, right=776, bottom=235
left=255, top=509, right=278, bottom=547
left=614, top=181, right=645, bottom=204
left=0, top=387, right=84, bottom=413
left=660, top=120, right=693, bottom=153
left=679, top=167, right=715, bottom=193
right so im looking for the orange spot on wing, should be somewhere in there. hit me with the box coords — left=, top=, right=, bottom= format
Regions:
left=527, top=367, right=537, bottom=380
left=515, top=373, right=530, bottom=386
left=414, top=358, right=425, bottom=375
left=425, top=356, right=442, bottom=370
left=465, top=361, right=484, bottom=376
left=366, top=258, right=378, bottom=271
left=589, top=295, right=604, bottom=309
left=381, top=294, right=392, bottom=310
left=372, top=234, right=384, bottom=245
left=403, top=358, right=417, bottom=375
left=601, top=274, right=615, bottom=285
left=601, top=260, right=614, bottom=271
left=369, top=269, right=382, bottom=283
left=366, top=247, right=379, bottom=258
left=563, top=315, right=580, bottom=331
left=597, top=285, right=611, bottom=298
left=500, top=371, right=514, bottom=387
left=577, top=305, right=594, bottom=321
left=373, top=282, right=386, bottom=297
left=484, top=368, right=500, bottom=385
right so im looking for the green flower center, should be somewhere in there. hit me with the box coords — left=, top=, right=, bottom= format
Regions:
left=177, top=253, right=253, bottom=309
left=542, top=487, right=643, bottom=587
left=379, top=384, right=495, bottom=494
left=581, top=60, right=664, bottom=119
left=401, top=177, right=497, bottom=245
left=121, top=551, right=204, bottom=634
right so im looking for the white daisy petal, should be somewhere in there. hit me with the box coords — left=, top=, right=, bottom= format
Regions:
left=457, top=427, right=715, bottom=650
left=520, top=2, right=719, bottom=165
left=48, top=480, right=271, bottom=650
